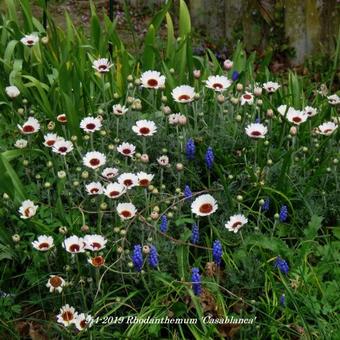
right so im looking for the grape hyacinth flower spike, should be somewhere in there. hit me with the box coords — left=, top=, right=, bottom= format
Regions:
left=186, top=138, right=195, bottom=160
left=184, top=184, right=193, bottom=201
left=212, top=240, right=223, bottom=266
left=274, top=256, right=289, bottom=274
left=205, top=147, right=214, bottom=170
left=148, top=245, right=159, bottom=269
left=191, top=268, right=202, bottom=296
left=160, top=215, right=168, bottom=233
left=132, top=245, right=143, bottom=272
left=191, top=224, right=199, bottom=244
left=279, top=205, right=288, bottom=222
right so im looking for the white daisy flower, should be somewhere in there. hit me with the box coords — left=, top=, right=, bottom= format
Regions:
left=20, top=34, right=39, bottom=47
left=245, top=123, right=268, bottom=139
left=103, top=182, right=126, bottom=198
left=171, top=85, right=196, bottom=103
left=137, top=172, right=154, bottom=187
left=92, top=58, right=113, bottom=73
left=225, top=214, right=248, bottom=233
left=5, top=85, right=20, bottom=98
left=316, top=121, right=338, bottom=135
left=32, top=235, right=54, bottom=251
left=191, top=194, right=218, bottom=217
left=117, top=142, right=136, bottom=157
left=57, top=114, right=67, bottom=123
left=17, top=117, right=40, bottom=134
left=304, top=106, right=318, bottom=117
left=19, top=200, right=38, bottom=219
left=132, top=120, right=157, bottom=137
left=112, top=104, right=128, bottom=116
left=52, top=140, right=74, bottom=155
left=74, top=313, right=94, bottom=331
left=43, top=133, right=63, bottom=147
left=140, top=70, right=166, bottom=89
left=56, top=304, right=78, bottom=327
left=286, top=109, right=308, bottom=125
left=14, top=139, right=27, bottom=149
left=85, top=182, right=103, bottom=195
left=240, top=92, right=254, bottom=105
left=205, top=75, right=232, bottom=92
left=62, top=235, right=85, bottom=254
left=117, top=173, right=138, bottom=189
left=80, top=117, right=102, bottom=133
left=223, top=59, right=233, bottom=70
left=46, top=275, right=66, bottom=293
left=101, top=167, right=119, bottom=179
left=116, top=202, right=137, bottom=220
left=277, top=104, right=289, bottom=116
left=327, top=94, right=340, bottom=105
left=84, top=234, right=107, bottom=251
left=263, top=81, right=280, bottom=93
left=88, top=255, right=105, bottom=267
left=83, top=151, right=106, bottom=169
left=157, top=155, right=169, bottom=167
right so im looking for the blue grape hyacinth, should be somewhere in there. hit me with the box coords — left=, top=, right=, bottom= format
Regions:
left=231, top=70, right=239, bottom=81
left=274, top=256, right=289, bottom=274
left=184, top=185, right=193, bottom=201
left=191, top=224, right=199, bottom=244
left=279, top=205, right=288, bottom=222
left=160, top=215, right=168, bottom=233
left=186, top=138, right=195, bottom=160
left=148, top=245, right=159, bottom=269
left=205, top=147, right=214, bottom=170
left=212, top=240, right=223, bottom=266
left=132, top=245, right=143, bottom=272
left=191, top=268, right=202, bottom=296
left=280, top=294, right=286, bottom=306
left=262, top=198, right=270, bottom=212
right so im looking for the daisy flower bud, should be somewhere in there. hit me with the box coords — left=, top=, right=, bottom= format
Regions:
left=12, top=234, right=20, bottom=243
left=290, top=126, right=297, bottom=136
left=140, top=154, right=149, bottom=163
left=162, top=105, right=171, bottom=114
left=143, top=245, right=150, bottom=254
left=17, top=108, right=24, bottom=115
left=151, top=211, right=159, bottom=220
left=57, top=171, right=66, bottom=179
left=46, top=161, right=53, bottom=168
left=161, top=96, right=168, bottom=103
left=236, top=195, right=243, bottom=202
left=176, top=163, right=184, bottom=171
left=59, top=226, right=68, bottom=235
left=217, top=94, right=225, bottom=103
left=236, top=83, right=243, bottom=92
left=81, top=224, right=90, bottom=233
left=231, top=97, right=239, bottom=105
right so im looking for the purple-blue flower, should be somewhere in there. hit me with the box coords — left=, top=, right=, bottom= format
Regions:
left=262, top=198, right=270, bottom=212
left=186, top=138, right=195, bottom=160
left=274, top=256, right=289, bottom=274
left=255, top=116, right=261, bottom=123
left=184, top=185, right=193, bottom=200
left=148, top=245, right=159, bottom=269
left=205, top=147, right=214, bottom=170
left=280, top=294, right=286, bottom=306
left=132, top=245, right=143, bottom=272
left=160, top=215, right=168, bottom=233
left=231, top=70, right=239, bottom=81
left=191, top=224, right=199, bottom=244
left=212, top=240, right=223, bottom=266
left=191, top=267, right=202, bottom=296
left=279, top=205, right=288, bottom=222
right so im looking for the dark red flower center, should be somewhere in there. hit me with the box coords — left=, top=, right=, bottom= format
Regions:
left=92, top=256, right=105, bottom=267
left=86, top=123, right=96, bottom=130
left=292, top=117, right=301, bottom=123
left=178, top=94, right=190, bottom=101
left=27, top=40, right=34, bottom=45
left=58, top=116, right=67, bottom=122
left=251, top=131, right=261, bottom=137
left=39, top=242, right=50, bottom=249
left=80, top=319, right=87, bottom=328
left=122, top=148, right=131, bottom=155
left=50, top=276, right=62, bottom=287
left=243, top=94, right=252, bottom=100
left=90, top=188, right=99, bottom=193
left=109, top=191, right=120, bottom=197
left=139, top=127, right=150, bottom=135
left=46, top=140, right=55, bottom=146
left=58, top=146, right=67, bottom=153
left=123, top=179, right=133, bottom=187
left=231, top=221, right=242, bottom=229
left=323, top=129, right=332, bottom=133
left=121, top=210, right=132, bottom=218
left=212, top=83, right=223, bottom=89
left=69, top=244, right=80, bottom=252
left=62, top=311, right=74, bottom=321
left=91, top=242, right=102, bottom=250
left=89, top=158, right=100, bottom=166
left=199, top=203, right=213, bottom=214
left=23, top=125, right=34, bottom=132
left=98, top=65, right=108, bottom=70
left=147, top=79, right=158, bottom=87
left=24, top=207, right=31, bottom=217
left=139, top=179, right=149, bottom=187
